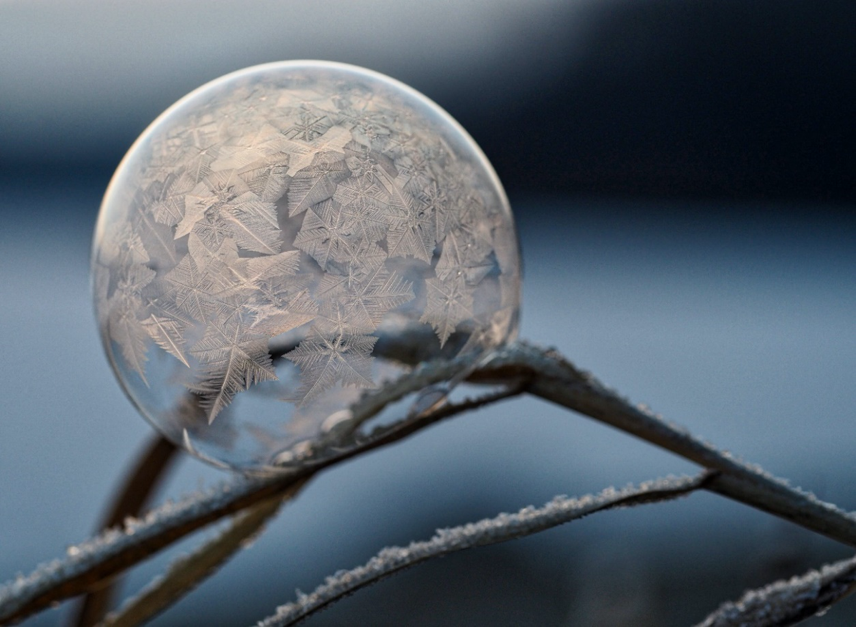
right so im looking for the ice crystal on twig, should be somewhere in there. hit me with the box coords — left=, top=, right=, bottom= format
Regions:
left=257, top=474, right=709, bottom=627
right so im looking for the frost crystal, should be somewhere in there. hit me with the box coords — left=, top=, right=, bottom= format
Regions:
left=256, top=474, right=706, bottom=627
left=92, top=61, right=521, bottom=471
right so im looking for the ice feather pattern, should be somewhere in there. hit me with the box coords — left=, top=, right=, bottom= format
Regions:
left=285, top=331, right=377, bottom=406
left=96, top=68, right=517, bottom=425
left=188, top=320, right=278, bottom=423
left=421, top=273, right=474, bottom=348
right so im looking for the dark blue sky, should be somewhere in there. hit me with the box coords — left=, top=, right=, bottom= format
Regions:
left=1, top=0, right=854, bottom=204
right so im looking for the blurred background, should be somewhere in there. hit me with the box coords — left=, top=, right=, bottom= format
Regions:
left=1, top=0, right=854, bottom=625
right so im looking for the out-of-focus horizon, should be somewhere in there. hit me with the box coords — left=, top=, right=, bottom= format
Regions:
left=2, top=0, right=854, bottom=203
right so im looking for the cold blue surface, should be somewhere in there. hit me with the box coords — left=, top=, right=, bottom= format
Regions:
left=1, top=185, right=854, bottom=624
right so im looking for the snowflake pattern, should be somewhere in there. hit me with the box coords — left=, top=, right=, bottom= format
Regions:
left=94, top=65, right=518, bottom=425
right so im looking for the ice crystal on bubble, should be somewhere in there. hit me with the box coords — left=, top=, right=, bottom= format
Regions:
left=92, top=61, right=520, bottom=472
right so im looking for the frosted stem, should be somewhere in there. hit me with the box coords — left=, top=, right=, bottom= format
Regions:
left=256, top=473, right=711, bottom=627
left=695, top=553, right=856, bottom=626
left=73, top=435, right=179, bottom=627
left=102, top=490, right=294, bottom=627
left=2, top=342, right=855, bottom=625
left=481, top=342, right=856, bottom=547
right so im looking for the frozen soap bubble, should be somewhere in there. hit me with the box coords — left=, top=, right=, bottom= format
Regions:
left=92, top=61, right=521, bottom=473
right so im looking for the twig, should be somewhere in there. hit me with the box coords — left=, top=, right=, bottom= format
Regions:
left=2, top=341, right=855, bottom=624
left=354, top=382, right=526, bottom=454
left=257, top=473, right=712, bottom=627
left=279, top=350, right=498, bottom=463
left=0, top=473, right=290, bottom=625
left=0, top=359, right=499, bottom=625
left=101, top=481, right=305, bottom=627
left=72, top=435, right=179, bottom=627
left=102, top=386, right=523, bottom=627
left=695, top=553, right=856, bottom=626
left=477, top=343, right=856, bottom=546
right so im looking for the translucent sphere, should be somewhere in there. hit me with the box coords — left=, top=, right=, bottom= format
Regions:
left=92, top=61, right=520, bottom=472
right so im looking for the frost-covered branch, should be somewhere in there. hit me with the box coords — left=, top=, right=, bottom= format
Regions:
left=257, top=473, right=711, bottom=627
left=0, top=362, right=510, bottom=625
left=281, top=349, right=495, bottom=462
left=0, top=474, right=288, bottom=625
left=475, top=343, right=856, bottom=547
left=74, top=435, right=179, bottom=627
left=102, top=493, right=291, bottom=627
left=696, top=553, right=856, bottom=626
left=3, top=341, right=856, bottom=625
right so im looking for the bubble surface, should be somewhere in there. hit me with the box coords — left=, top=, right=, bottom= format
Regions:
left=92, top=61, right=520, bottom=472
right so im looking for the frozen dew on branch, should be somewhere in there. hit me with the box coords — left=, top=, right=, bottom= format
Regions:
left=0, top=475, right=270, bottom=623
left=92, top=61, right=521, bottom=472
left=696, top=554, right=856, bottom=626
left=257, top=474, right=707, bottom=627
